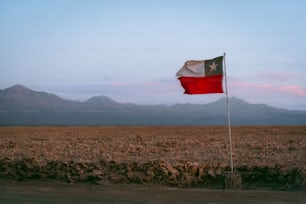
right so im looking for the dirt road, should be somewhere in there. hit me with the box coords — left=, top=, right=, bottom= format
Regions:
left=0, top=181, right=305, bottom=204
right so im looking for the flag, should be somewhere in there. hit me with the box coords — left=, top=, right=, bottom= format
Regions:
left=176, top=56, right=224, bottom=94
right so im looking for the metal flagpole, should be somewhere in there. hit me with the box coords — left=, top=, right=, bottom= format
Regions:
left=223, top=52, right=234, bottom=173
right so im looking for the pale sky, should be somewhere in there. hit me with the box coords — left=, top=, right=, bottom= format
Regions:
left=1, top=0, right=306, bottom=109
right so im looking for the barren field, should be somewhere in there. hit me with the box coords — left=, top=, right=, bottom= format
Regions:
left=0, top=126, right=305, bottom=190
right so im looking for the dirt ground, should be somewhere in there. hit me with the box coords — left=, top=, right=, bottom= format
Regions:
left=1, top=126, right=305, bottom=167
left=0, top=180, right=305, bottom=204
left=0, top=126, right=305, bottom=201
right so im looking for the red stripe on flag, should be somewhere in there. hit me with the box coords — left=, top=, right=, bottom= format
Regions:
left=178, top=75, right=223, bottom=94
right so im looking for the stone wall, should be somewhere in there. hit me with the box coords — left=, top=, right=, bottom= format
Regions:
left=0, top=158, right=304, bottom=190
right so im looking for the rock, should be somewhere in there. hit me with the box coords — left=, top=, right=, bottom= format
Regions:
left=158, top=160, right=167, bottom=168
left=146, top=167, right=155, bottom=181
left=188, top=162, right=199, bottom=176
left=117, top=162, right=127, bottom=171
left=197, top=166, right=205, bottom=178
left=78, top=174, right=88, bottom=182
left=215, top=168, right=223, bottom=177
left=110, top=175, right=128, bottom=184
left=92, top=169, right=104, bottom=179
left=207, top=168, right=215, bottom=178
left=128, top=144, right=136, bottom=153
left=127, top=162, right=137, bottom=172
left=72, top=163, right=85, bottom=175
left=166, top=163, right=179, bottom=181
left=65, top=173, right=74, bottom=183
left=179, top=172, right=195, bottom=187
left=127, top=171, right=146, bottom=183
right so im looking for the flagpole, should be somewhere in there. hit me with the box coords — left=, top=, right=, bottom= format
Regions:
left=223, top=52, right=234, bottom=174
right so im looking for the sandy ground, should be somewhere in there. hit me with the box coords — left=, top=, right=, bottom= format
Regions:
left=1, top=126, right=305, bottom=167
left=0, top=126, right=306, bottom=203
left=0, top=181, right=306, bottom=204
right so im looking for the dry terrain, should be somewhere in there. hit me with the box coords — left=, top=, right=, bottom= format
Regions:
left=0, top=126, right=305, bottom=190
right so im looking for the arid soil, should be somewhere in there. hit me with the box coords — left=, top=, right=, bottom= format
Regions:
left=0, top=126, right=305, bottom=190
left=1, top=181, right=305, bottom=204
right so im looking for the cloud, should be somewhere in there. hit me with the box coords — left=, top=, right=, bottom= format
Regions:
left=227, top=77, right=306, bottom=109
left=229, top=74, right=306, bottom=97
left=258, top=72, right=294, bottom=82
left=230, top=78, right=306, bottom=97
left=280, top=85, right=306, bottom=96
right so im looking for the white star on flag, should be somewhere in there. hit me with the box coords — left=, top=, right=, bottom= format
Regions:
left=209, top=61, right=218, bottom=72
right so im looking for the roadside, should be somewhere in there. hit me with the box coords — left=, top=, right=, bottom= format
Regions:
left=0, top=181, right=305, bottom=204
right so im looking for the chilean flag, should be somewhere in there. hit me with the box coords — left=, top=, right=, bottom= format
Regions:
left=176, top=56, right=224, bottom=94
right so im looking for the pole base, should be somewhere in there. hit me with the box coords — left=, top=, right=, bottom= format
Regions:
left=223, top=171, right=242, bottom=189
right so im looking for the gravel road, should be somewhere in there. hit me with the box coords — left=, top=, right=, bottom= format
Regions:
left=1, top=181, right=305, bottom=204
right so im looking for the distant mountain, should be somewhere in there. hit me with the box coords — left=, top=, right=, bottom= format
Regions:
left=0, top=84, right=305, bottom=126
left=84, top=95, right=121, bottom=109
left=0, top=84, right=78, bottom=111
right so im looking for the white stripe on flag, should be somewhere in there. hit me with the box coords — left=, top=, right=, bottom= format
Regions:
left=176, top=60, right=205, bottom=77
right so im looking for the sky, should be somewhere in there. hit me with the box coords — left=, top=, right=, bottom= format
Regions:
left=1, top=0, right=306, bottom=110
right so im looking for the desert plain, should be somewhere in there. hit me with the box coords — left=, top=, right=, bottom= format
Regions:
left=0, top=126, right=305, bottom=190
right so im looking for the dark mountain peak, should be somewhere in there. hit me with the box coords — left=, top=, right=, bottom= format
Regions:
left=8, top=84, right=29, bottom=90
left=0, top=84, right=72, bottom=110
left=84, top=96, right=122, bottom=108
left=85, top=95, right=119, bottom=106
left=3, top=84, right=63, bottom=100
left=172, top=97, right=250, bottom=109
left=4, top=84, right=33, bottom=95
left=227, top=97, right=279, bottom=110
left=215, top=96, right=249, bottom=105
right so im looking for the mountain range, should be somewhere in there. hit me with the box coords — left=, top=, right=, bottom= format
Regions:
left=0, top=84, right=305, bottom=126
